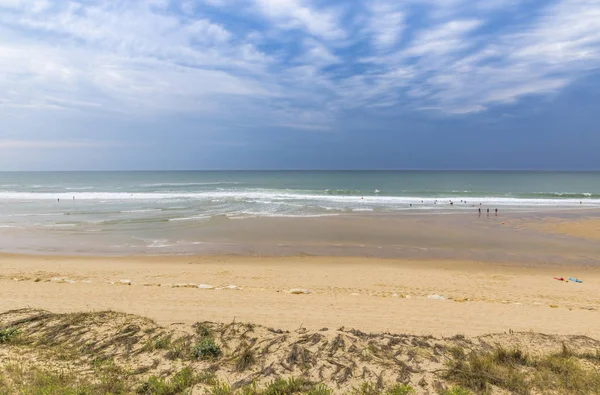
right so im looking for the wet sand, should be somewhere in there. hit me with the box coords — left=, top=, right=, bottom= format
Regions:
left=2, top=210, right=600, bottom=264
left=1, top=253, right=599, bottom=338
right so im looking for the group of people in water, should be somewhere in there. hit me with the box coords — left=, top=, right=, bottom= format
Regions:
left=404, top=199, right=499, bottom=216
left=478, top=207, right=498, bottom=216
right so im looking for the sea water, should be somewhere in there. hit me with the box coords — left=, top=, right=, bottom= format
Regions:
left=1, top=171, right=599, bottom=254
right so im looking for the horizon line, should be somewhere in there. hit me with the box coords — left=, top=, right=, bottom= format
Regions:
left=1, top=169, right=600, bottom=172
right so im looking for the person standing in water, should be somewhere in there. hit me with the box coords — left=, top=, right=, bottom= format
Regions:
left=495, top=208, right=498, bottom=216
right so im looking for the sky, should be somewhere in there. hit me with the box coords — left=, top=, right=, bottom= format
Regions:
left=0, top=0, right=599, bottom=170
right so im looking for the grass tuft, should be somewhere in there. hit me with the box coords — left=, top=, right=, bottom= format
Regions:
left=350, top=382, right=379, bottom=395
left=261, top=377, right=331, bottom=395
left=196, top=323, right=213, bottom=338
left=236, top=348, right=256, bottom=372
left=441, top=386, right=472, bottom=395
left=137, top=367, right=199, bottom=395
left=385, top=383, right=415, bottom=395
left=208, top=381, right=234, bottom=395
left=0, top=327, right=19, bottom=344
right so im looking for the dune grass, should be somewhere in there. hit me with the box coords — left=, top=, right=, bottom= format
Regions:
left=444, top=343, right=600, bottom=395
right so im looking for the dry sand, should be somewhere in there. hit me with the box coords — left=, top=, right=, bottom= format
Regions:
left=1, top=253, right=599, bottom=338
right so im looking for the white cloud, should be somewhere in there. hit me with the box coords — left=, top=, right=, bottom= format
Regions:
left=253, top=0, right=345, bottom=40
left=368, top=1, right=405, bottom=50
left=302, top=39, right=340, bottom=66
left=354, top=0, right=600, bottom=113
left=0, top=1, right=276, bottom=117
left=404, top=20, right=482, bottom=57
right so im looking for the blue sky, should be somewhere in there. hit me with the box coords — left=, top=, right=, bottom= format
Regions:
left=0, top=0, right=599, bottom=170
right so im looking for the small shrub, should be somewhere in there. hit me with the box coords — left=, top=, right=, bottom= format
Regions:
left=193, top=338, right=221, bottom=360
left=0, top=327, right=19, bottom=344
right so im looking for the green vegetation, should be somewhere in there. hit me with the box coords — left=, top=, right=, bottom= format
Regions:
left=440, top=386, right=471, bottom=395
left=0, top=327, right=19, bottom=344
left=444, top=344, right=600, bottom=395
left=261, top=377, right=332, bottom=395
left=2, top=309, right=599, bottom=395
left=196, top=323, right=213, bottom=338
left=0, top=363, right=132, bottom=394
left=137, top=367, right=199, bottom=395
left=194, top=337, right=222, bottom=360
left=207, top=381, right=234, bottom=395
left=385, top=384, right=415, bottom=395
left=349, top=382, right=414, bottom=395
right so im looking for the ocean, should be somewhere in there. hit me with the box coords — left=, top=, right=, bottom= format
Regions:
left=1, top=171, right=599, bottom=255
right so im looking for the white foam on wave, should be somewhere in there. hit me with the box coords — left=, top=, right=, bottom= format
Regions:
left=1, top=190, right=599, bottom=210
left=132, top=237, right=175, bottom=248
left=8, top=212, right=66, bottom=217
left=43, top=224, right=77, bottom=228
left=120, top=209, right=162, bottom=213
left=168, top=215, right=211, bottom=222
left=141, top=182, right=241, bottom=187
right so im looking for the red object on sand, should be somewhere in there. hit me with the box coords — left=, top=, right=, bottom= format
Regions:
left=553, top=277, right=565, bottom=281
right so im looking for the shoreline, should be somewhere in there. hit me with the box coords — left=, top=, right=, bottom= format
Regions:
left=2, top=210, right=600, bottom=262
left=2, top=253, right=599, bottom=338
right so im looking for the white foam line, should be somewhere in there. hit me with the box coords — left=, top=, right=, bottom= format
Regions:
left=120, top=209, right=162, bottom=213
left=168, top=215, right=211, bottom=221
left=0, top=191, right=598, bottom=208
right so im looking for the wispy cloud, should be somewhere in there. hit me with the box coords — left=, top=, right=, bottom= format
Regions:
left=253, top=0, right=345, bottom=40
left=367, top=1, right=405, bottom=50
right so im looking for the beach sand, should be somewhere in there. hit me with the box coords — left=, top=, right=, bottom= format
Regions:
left=1, top=253, right=599, bottom=338
left=3, top=214, right=600, bottom=393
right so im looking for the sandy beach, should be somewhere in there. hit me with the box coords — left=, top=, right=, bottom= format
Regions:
left=2, top=252, right=599, bottom=338
left=2, top=203, right=600, bottom=393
